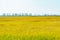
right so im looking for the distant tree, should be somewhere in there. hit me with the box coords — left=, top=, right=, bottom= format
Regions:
left=44, top=14, right=46, bottom=16
left=18, top=13, right=21, bottom=16
left=21, top=13, right=24, bottom=16
left=19, top=13, right=21, bottom=16
left=29, top=13, right=32, bottom=16
left=25, top=13, right=28, bottom=16
left=14, top=13, right=18, bottom=16
left=3, top=13, right=6, bottom=16
left=12, top=13, right=15, bottom=16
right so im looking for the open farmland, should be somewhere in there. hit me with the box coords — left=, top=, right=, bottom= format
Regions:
left=0, top=16, right=60, bottom=40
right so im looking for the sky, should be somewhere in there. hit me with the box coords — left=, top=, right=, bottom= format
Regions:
left=0, top=0, right=60, bottom=15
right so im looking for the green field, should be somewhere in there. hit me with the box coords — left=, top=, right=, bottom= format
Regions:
left=0, top=16, right=60, bottom=40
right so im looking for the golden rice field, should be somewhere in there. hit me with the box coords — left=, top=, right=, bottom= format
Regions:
left=0, top=16, right=60, bottom=40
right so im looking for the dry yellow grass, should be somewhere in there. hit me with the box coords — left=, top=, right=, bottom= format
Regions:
left=0, top=16, right=60, bottom=37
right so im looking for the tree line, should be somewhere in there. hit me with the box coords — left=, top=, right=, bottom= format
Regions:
left=1, top=13, right=60, bottom=16
left=2, top=13, right=32, bottom=16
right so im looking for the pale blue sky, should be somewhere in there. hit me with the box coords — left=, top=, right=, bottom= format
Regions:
left=0, top=0, right=60, bottom=15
